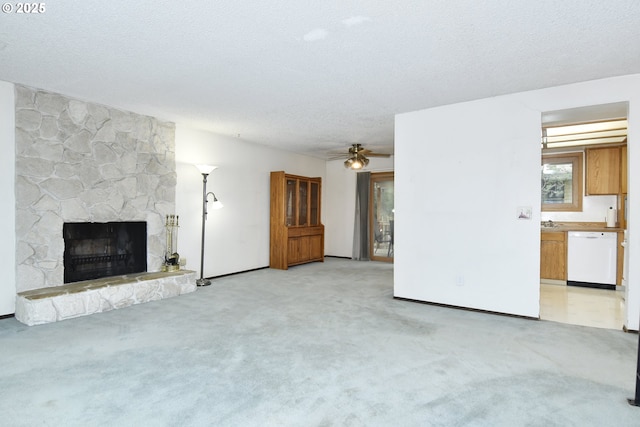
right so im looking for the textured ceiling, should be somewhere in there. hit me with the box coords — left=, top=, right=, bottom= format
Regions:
left=1, top=1, right=639, bottom=158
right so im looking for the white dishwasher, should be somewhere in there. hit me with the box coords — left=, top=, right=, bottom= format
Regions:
left=567, top=231, right=617, bottom=289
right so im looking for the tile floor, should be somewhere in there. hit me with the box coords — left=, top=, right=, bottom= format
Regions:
left=540, top=283, right=626, bottom=330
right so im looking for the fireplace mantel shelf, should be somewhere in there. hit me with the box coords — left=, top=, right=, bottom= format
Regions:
left=15, top=270, right=197, bottom=326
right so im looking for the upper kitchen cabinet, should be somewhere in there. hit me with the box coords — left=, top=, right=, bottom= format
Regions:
left=585, top=146, right=623, bottom=195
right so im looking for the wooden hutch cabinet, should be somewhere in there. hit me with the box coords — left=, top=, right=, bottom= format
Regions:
left=270, top=171, right=324, bottom=269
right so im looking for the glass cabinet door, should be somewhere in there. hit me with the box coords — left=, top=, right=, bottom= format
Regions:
left=286, top=179, right=296, bottom=226
left=310, top=182, right=319, bottom=225
left=298, top=180, right=308, bottom=226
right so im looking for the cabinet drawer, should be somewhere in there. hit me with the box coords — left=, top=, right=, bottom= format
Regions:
left=288, top=226, right=324, bottom=237
left=541, top=232, right=565, bottom=242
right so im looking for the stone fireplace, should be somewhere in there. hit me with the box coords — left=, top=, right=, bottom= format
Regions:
left=15, top=85, right=176, bottom=293
left=13, top=85, right=198, bottom=326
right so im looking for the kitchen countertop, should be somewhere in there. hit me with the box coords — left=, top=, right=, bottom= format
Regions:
left=541, top=222, right=624, bottom=233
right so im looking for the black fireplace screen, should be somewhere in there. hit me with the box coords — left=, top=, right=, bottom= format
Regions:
left=63, top=222, right=147, bottom=283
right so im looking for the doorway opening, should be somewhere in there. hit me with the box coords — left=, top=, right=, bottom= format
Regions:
left=539, top=102, right=628, bottom=330
left=369, top=172, right=394, bottom=262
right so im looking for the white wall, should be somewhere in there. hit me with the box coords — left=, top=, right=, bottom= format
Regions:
left=395, top=96, right=542, bottom=317
left=175, top=126, right=326, bottom=278
left=0, top=81, right=16, bottom=315
left=324, top=157, right=395, bottom=257
left=395, top=74, right=640, bottom=328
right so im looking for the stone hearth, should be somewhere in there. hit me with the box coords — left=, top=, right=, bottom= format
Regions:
left=15, top=270, right=196, bottom=326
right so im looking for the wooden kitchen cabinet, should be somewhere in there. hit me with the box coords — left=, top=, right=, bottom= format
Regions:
left=585, top=146, right=621, bottom=195
left=615, top=231, right=626, bottom=286
left=540, top=231, right=566, bottom=281
left=620, top=145, right=627, bottom=194
left=270, top=171, right=324, bottom=269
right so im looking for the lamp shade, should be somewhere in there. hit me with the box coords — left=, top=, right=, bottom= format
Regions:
left=344, top=154, right=369, bottom=170
left=195, top=164, right=218, bottom=174
left=206, top=192, right=224, bottom=209
left=351, top=160, right=364, bottom=170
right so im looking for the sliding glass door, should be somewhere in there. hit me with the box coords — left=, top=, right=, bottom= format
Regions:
left=369, top=172, right=394, bottom=262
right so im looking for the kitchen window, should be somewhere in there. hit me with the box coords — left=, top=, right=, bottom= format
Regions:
left=541, top=152, right=583, bottom=212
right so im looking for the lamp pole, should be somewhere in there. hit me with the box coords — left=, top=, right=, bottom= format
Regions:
left=194, top=164, right=222, bottom=287
left=197, top=171, right=211, bottom=286
left=629, top=333, right=640, bottom=406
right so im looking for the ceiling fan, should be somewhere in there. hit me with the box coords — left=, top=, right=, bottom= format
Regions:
left=330, top=144, right=391, bottom=170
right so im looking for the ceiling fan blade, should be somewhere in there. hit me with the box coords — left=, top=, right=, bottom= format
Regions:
left=329, top=144, right=391, bottom=162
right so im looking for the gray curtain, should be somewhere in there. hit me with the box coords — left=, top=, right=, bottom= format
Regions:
left=352, top=172, right=370, bottom=260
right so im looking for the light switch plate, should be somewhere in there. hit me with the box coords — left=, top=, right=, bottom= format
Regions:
left=517, top=206, right=532, bottom=220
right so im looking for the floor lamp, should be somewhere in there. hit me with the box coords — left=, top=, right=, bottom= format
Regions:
left=195, top=164, right=223, bottom=286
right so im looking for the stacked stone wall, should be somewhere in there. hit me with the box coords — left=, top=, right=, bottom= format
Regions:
left=15, top=85, right=176, bottom=292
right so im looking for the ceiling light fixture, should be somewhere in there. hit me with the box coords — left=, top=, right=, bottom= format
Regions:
left=542, top=119, right=627, bottom=149
left=344, top=154, right=369, bottom=170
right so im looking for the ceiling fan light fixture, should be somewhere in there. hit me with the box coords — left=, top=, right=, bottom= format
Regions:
left=336, top=144, right=387, bottom=170
left=356, top=155, right=370, bottom=169
left=344, top=154, right=369, bottom=170
left=344, top=158, right=355, bottom=169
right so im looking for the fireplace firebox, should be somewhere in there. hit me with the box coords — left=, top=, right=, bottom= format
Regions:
left=63, top=222, right=147, bottom=283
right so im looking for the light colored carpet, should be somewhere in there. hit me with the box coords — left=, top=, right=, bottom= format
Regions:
left=1, top=258, right=638, bottom=426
